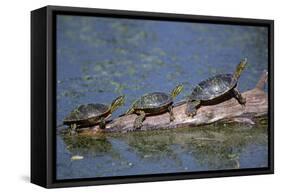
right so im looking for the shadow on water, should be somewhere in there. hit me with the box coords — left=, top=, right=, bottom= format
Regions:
left=58, top=119, right=268, bottom=179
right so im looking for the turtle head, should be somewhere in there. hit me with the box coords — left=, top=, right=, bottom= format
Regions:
left=110, top=95, right=125, bottom=113
left=171, top=84, right=184, bottom=98
left=233, top=58, right=247, bottom=81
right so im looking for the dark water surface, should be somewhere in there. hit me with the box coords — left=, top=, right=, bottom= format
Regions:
left=56, top=15, right=268, bottom=179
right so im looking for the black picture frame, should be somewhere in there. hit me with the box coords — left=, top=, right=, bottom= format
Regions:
left=31, top=5, right=274, bottom=188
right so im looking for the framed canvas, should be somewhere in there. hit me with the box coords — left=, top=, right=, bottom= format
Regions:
left=31, top=5, right=274, bottom=188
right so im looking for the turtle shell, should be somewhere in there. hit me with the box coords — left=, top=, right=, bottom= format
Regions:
left=63, top=103, right=110, bottom=125
left=189, top=74, right=237, bottom=101
left=134, top=92, right=172, bottom=110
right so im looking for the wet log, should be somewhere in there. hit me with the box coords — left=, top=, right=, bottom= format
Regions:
left=79, top=71, right=268, bottom=135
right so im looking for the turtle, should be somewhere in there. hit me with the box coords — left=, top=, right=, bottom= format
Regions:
left=125, top=84, right=184, bottom=129
left=63, top=96, right=125, bottom=133
left=186, top=58, right=247, bottom=117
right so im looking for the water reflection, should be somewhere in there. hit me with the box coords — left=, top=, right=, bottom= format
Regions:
left=62, top=135, right=113, bottom=156
left=58, top=121, right=267, bottom=179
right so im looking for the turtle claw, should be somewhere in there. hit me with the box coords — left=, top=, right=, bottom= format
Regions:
left=186, top=105, right=197, bottom=117
left=233, top=88, right=246, bottom=106
left=99, top=117, right=106, bottom=129
left=168, top=106, right=175, bottom=122
left=134, top=111, right=145, bottom=130
left=187, top=111, right=197, bottom=118
left=186, top=100, right=200, bottom=118
left=241, top=98, right=246, bottom=106
left=134, top=121, right=142, bottom=129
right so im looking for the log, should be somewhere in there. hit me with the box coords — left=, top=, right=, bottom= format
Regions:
left=76, top=71, right=268, bottom=135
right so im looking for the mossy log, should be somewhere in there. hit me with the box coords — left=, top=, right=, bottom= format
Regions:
left=76, top=71, right=268, bottom=135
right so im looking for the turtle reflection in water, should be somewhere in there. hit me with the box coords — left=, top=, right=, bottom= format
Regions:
left=63, top=96, right=125, bottom=134
left=186, top=58, right=247, bottom=117
left=125, top=84, right=184, bottom=129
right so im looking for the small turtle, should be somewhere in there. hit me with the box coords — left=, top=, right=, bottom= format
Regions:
left=63, top=96, right=125, bottom=133
left=186, top=58, right=247, bottom=117
left=125, top=84, right=184, bottom=129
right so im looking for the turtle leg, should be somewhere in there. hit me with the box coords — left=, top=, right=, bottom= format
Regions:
left=69, top=123, right=77, bottom=135
left=168, top=105, right=175, bottom=121
left=232, top=88, right=246, bottom=105
left=134, top=110, right=146, bottom=129
left=99, top=117, right=106, bottom=129
left=186, top=100, right=201, bottom=117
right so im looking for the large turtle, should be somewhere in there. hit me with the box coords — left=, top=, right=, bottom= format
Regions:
left=63, top=96, right=125, bottom=133
left=186, top=58, right=247, bottom=117
left=125, top=84, right=183, bottom=129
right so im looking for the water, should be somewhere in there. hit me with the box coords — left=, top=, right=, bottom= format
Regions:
left=56, top=15, right=268, bottom=179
